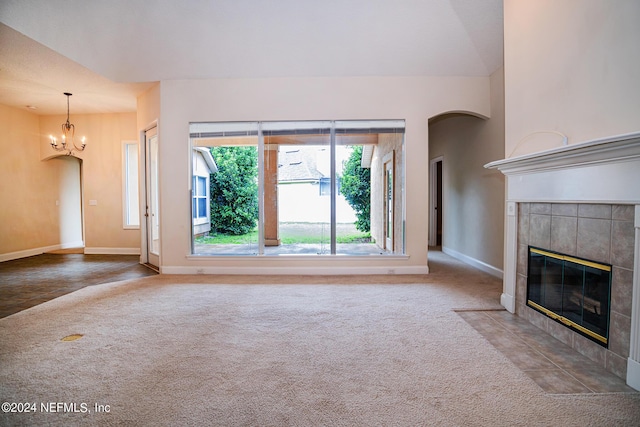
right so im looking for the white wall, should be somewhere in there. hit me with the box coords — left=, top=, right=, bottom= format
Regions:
left=278, top=183, right=356, bottom=224
left=57, top=156, right=84, bottom=248
left=504, top=0, right=640, bottom=157
left=429, top=68, right=505, bottom=275
left=156, top=76, right=491, bottom=273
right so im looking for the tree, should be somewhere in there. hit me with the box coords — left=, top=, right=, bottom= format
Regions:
left=340, top=146, right=370, bottom=232
left=209, top=146, right=258, bottom=235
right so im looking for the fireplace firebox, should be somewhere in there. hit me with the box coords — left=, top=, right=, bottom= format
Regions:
left=526, top=246, right=611, bottom=347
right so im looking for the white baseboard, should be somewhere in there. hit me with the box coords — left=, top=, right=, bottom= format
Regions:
left=60, top=240, right=84, bottom=249
left=161, top=265, right=429, bottom=275
left=0, top=245, right=62, bottom=262
left=441, top=246, right=503, bottom=279
left=501, top=293, right=516, bottom=313
left=627, top=357, right=640, bottom=392
left=84, top=247, right=141, bottom=255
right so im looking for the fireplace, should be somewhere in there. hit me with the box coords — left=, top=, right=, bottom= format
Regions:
left=485, top=132, right=640, bottom=390
left=527, top=246, right=611, bottom=347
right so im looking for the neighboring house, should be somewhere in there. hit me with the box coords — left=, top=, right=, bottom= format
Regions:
left=192, top=148, right=217, bottom=236
left=277, top=145, right=357, bottom=224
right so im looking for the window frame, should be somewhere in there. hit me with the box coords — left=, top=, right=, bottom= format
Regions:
left=189, top=120, right=405, bottom=256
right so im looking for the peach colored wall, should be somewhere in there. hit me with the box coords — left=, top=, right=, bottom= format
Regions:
left=504, top=0, right=640, bottom=157
left=39, top=112, right=140, bottom=252
left=156, top=76, right=491, bottom=272
left=0, top=105, right=61, bottom=257
left=137, top=83, right=160, bottom=132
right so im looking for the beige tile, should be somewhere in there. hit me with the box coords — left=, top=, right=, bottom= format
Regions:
left=611, top=220, right=635, bottom=269
left=576, top=217, right=611, bottom=263
left=530, top=214, right=551, bottom=249
left=550, top=215, right=577, bottom=255
left=612, top=267, right=634, bottom=317
left=531, top=203, right=552, bottom=215
left=609, top=311, right=631, bottom=358
left=551, top=203, right=578, bottom=217
left=578, top=204, right=612, bottom=219
left=500, top=346, right=557, bottom=371
left=612, top=204, right=635, bottom=221
left=458, top=309, right=633, bottom=395
left=525, top=369, right=592, bottom=394
left=565, top=367, right=635, bottom=393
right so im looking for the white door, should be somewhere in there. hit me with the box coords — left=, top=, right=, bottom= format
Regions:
left=145, top=126, right=160, bottom=268
left=384, top=152, right=394, bottom=251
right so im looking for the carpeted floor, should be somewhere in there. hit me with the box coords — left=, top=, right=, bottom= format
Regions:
left=1, top=252, right=639, bottom=426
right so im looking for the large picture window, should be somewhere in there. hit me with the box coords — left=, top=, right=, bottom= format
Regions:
left=190, top=120, right=405, bottom=256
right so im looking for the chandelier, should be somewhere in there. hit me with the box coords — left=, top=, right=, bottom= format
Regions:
left=50, top=92, right=86, bottom=155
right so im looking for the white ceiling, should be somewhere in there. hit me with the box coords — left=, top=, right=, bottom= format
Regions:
left=0, top=0, right=503, bottom=115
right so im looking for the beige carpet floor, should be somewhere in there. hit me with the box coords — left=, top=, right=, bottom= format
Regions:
left=1, top=252, right=639, bottom=426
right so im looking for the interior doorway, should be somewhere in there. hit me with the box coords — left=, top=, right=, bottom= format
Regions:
left=55, top=155, right=84, bottom=250
left=429, top=156, right=443, bottom=247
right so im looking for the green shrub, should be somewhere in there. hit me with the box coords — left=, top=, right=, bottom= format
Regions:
left=210, top=146, right=259, bottom=235
left=340, top=146, right=371, bottom=232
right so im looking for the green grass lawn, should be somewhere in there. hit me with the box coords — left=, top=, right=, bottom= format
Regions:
left=195, top=223, right=371, bottom=245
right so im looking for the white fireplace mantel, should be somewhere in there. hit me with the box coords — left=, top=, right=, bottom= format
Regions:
left=485, top=130, right=640, bottom=391
left=485, top=131, right=640, bottom=204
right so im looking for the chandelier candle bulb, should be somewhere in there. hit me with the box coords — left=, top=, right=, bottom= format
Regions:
left=49, top=92, right=87, bottom=156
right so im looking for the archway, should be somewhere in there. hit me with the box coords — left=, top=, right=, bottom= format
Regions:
left=427, top=109, right=504, bottom=277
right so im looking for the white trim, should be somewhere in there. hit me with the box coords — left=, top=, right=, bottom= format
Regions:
left=627, top=358, right=640, bottom=392
left=193, top=147, right=218, bottom=173
left=0, top=245, right=62, bottom=262
left=360, top=145, right=374, bottom=168
left=485, top=131, right=640, bottom=174
left=429, top=156, right=443, bottom=247
left=84, top=247, right=141, bottom=255
left=162, top=264, right=428, bottom=275
left=501, top=293, right=516, bottom=313
left=486, top=134, right=640, bottom=204
left=502, top=201, right=518, bottom=313
left=186, top=254, right=410, bottom=262
left=441, top=246, right=503, bottom=279
left=60, top=240, right=84, bottom=250
left=627, top=205, right=640, bottom=391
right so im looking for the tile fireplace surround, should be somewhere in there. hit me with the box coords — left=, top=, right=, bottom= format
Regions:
left=486, top=132, right=640, bottom=391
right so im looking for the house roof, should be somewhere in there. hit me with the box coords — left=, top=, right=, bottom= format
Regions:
left=278, top=146, right=326, bottom=183
left=0, top=1, right=503, bottom=115
left=193, top=147, right=218, bottom=173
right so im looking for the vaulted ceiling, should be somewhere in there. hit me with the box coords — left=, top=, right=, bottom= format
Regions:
left=0, top=0, right=503, bottom=115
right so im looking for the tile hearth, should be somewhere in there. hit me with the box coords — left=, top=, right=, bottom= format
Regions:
left=458, top=310, right=636, bottom=394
